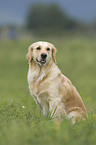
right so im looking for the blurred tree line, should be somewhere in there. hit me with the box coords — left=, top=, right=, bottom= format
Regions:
left=26, top=4, right=84, bottom=31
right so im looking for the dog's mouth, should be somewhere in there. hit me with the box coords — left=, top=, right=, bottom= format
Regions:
left=36, top=58, right=46, bottom=66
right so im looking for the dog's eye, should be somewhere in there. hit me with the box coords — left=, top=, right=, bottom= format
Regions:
left=46, top=48, right=50, bottom=51
left=36, top=47, right=41, bottom=50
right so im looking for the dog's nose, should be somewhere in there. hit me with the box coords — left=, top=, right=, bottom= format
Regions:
left=41, top=53, right=47, bottom=59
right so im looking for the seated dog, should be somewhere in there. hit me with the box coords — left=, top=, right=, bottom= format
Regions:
left=26, top=41, right=88, bottom=123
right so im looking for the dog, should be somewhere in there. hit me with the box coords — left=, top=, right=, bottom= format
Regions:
left=26, top=41, right=88, bottom=123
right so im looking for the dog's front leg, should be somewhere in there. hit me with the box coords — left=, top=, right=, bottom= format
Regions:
left=32, top=94, right=43, bottom=114
left=37, top=103, right=43, bottom=114
left=38, top=93, right=49, bottom=116
left=43, top=105, right=49, bottom=116
left=49, top=100, right=58, bottom=118
left=49, top=100, right=66, bottom=120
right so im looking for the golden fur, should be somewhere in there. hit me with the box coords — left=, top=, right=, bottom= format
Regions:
left=26, top=41, right=88, bottom=123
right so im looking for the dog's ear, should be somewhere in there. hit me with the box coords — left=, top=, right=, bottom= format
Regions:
left=52, top=46, right=56, bottom=64
left=26, top=45, right=33, bottom=63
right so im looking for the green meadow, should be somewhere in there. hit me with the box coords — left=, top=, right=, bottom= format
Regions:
left=0, top=35, right=96, bottom=145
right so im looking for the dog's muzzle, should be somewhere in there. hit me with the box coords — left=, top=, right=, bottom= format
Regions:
left=36, top=53, right=47, bottom=66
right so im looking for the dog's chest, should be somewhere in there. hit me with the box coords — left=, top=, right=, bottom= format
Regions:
left=27, top=65, right=61, bottom=101
left=28, top=69, right=47, bottom=95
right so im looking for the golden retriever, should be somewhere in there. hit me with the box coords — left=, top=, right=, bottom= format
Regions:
left=26, top=41, right=88, bottom=123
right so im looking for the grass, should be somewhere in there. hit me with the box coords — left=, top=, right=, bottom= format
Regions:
left=0, top=35, right=96, bottom=145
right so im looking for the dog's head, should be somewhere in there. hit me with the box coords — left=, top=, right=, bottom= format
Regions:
left=26, top=41, right=56, bottom=66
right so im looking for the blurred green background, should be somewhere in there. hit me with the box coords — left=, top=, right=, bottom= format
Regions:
left=0, top=1, right=96, bottom=145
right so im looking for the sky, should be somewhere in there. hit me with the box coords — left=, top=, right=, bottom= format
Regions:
left=0, top=0, right=96, bottom=25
